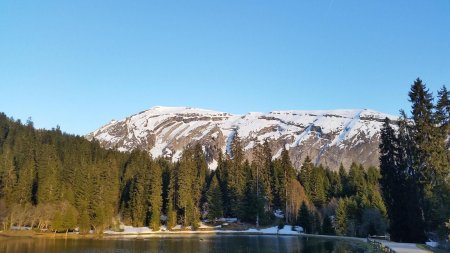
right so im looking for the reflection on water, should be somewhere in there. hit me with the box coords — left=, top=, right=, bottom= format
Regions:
left=0, top=235, right=369, bottom=253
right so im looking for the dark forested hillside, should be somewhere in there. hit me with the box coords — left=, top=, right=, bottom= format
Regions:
left=0, top=111, right=389, bottom=237
left=0, top=114, right=129, bottom=233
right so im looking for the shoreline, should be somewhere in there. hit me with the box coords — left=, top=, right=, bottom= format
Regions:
left=4, top=230, right=433, bottom=253
left=1, top=230, right=436, bottom=253
left=0, top=229, right=366, bottom=242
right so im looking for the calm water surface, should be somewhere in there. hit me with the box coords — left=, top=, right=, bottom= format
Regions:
left=0, top=235, right=370, bottom=253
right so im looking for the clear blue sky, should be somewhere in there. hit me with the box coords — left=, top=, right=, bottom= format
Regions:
left=1, top=1, right=449, bottom=135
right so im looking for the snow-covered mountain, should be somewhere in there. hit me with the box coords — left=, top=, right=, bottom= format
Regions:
left=86, top=106, right=396, bottom=170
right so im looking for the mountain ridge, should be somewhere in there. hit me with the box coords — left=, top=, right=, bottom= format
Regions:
left=86, top=106, right=396, bottom=170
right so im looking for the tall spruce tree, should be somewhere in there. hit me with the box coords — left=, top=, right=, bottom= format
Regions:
left=173, top=145, right=208, bottom=228
left=0, top=148, right=17, bottom=205
left=432, top=86, right=450, bottom=235
left=380, top=117, right=406, bottom=241
left=309, top=166, right=326, bottom=207
left=251, top=142, right=273, bottom=211
left=207, top=174, right=223, bottom=221
left=326, top=170, right=342, bottom=198
left=335, top=198, right=348, bottom=236
left=297, top=201, right=311, bottom=233
left=299, top=156, right=313, bottom=195
left=242, top=160, right=264, bottom=224
left=338, top=163, right=349, bottom=196
left=166, top=183, right=177, bottom=230
left=279, top=147, right=296, bottom=223
left=322, top=215, right=335, bottom=235
left=175, top=148, right=197, bottom=227
left=36, top=144, right=61, bottom=204
left=409, top=79, right=437, bottom=217
left=408, top=79, right=449, bottom=238
left=227, top=134, right=246, bottom=219
left=380, top=113, right=427, bottom=242
left=149, top=162, right=162, bottom=230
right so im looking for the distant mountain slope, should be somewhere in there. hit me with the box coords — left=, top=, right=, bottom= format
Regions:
left=86, top=106, right=396, bottom=170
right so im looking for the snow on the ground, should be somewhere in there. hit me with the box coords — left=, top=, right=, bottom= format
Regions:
left=104, top=224, right=301, bottom=236
left=217, top=218, right=238, bottom=223
left=426, top=241, right=438, bottom=247
left=171, top=225, right=182, bottom=230
left=198, top=222, right=214, bottom=229
left=10, top=226, right=32, bottom=231
left=330, top=110, right=362, bottom=146
left=245, top=225, right=300, bottom=235
left=273, top=209, right=284, bottom=219
left=208, top=159, right=218, bottom=170
left=245, top=227, right=275, bottom=234
left=278, top=225, right=302, bottom=235
left=104, top=226, right=152, bottom=235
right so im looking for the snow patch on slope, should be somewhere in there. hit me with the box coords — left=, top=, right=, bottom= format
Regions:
left=87, top=106, right=396, bottom=168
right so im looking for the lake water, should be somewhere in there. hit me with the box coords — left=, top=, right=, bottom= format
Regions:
left=0, top=235, right=370, bottom=253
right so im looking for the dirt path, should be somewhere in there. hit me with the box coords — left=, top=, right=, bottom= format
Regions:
left=375, top=240, right=431, bottom=253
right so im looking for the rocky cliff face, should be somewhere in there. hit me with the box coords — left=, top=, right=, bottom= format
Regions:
left=85, top=106, right=395, bottom=170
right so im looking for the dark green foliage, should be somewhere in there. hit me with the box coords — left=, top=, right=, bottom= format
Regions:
left=408, top=80, right=450, bottom=234
left=380, top=79, right=450, bottom=243
left=380, top=118, right=405, bottom=240
left=326, top=170, right=342, bottom=198
left=251, top=141, right=273, bottom=210
left=309, top=165, right=327, bottom=207
left=347, top=163, right=365, bottom=197
left=121, top=151, right=162, bottom=229
left=78, top=202, right=91, bottom=234
left=299, top=156, right=313, bottom=195
left=322, top=215, right=334, bottom=235
left=0, top=148, right=17, bottom=205
left=227, top=134, right=246, bottom=219
left=0, top=113, right=128, bottom=233
left=278, top=147, right=297, bottom=223
left=207, top=174, right=223, bottom=221
left=359, top=208, right=387, bottom=237
left=297, top=202, right=312, bottom=233
left=166, top=186, right=177, bottom=229
left=130, top=176, right=146, bottom=226
left=172, top=145, right=207, bottom=228
left=149, top=163, right=162, bottom=231
left=338, top=164, right=349, bottom=196
left=52, top=201, right=78, bottom=233
left=335, top=198, right=347, bottom=236
left=242, top=160, right=266, bottom=225
left=36, top=144, right=61, bottom=203
left=92, top=205, right=107, bottom=233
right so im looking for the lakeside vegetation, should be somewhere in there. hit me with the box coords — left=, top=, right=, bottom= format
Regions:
left=0, top=79, right=448, bottom=245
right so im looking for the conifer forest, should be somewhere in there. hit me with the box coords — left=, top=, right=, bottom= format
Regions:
left=0, top=79, right=449, bottom=243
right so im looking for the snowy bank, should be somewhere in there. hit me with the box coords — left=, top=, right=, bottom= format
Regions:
left=104, top=225, right=302, bottom=236
left=104, top=226, right=152, bottom=235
